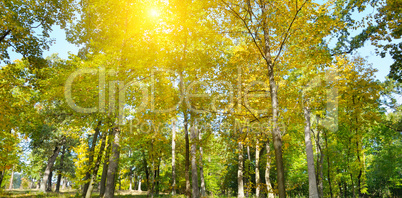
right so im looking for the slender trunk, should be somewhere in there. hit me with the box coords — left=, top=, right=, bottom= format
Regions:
left=142, top=150, right=149, bottom=190
left=62, top=178, right=66, bottom=190
left=324, top=130, right=333, bottom=198
left=104, top=127, right=121, bottom=198
left=86, top=130, right=108, bottom=198
left=47, top=171, right=53, bottom=191
left=261, top=8, right=286, bottom=196
left=129, top=173, right=133, bottom=191
left=100, top=129, right=112, bottom=197
left=0, top=171, right=4, bottom=188
left=184, top=113, right=191, bottom=197
left=246, top=145, right=251, bottom=198
left=138, top=176, right=142, bottom=191
left=265, top=141, right=274, bottom=198
left=156, top=159, right=160, bottom=195
left=350, top=173, right=355, bottom=198
left=191, top=124, right=200, bottom=198
left=83, top=121, right=101, bottom=197
left=303, top=106, right=319, bottom=198
left=199, top=131, right=206, bottom=197
left=238, top=136, right=245, bottom=198
left=356, top=141, right=362, bottom=198
left=8, top=167, right=14, bottom=190
left=56, top=146, right=66, bottom=192
left=172, top=119, right=177, bottom=195
left=40, top=143, right=62, bottom=192
left=315, top=116, right=324, bottom=198
left=255, top=139, right=260, bottom=198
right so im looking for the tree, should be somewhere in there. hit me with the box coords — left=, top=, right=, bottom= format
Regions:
left=0, top=0, right=75, bottom=63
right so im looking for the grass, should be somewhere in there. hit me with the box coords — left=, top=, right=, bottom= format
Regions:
left=0, top=190, right=187, bottom=198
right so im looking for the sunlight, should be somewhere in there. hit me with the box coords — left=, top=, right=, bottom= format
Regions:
left=149, top=8, right=160, bottom=18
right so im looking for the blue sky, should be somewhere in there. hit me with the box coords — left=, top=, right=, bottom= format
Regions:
left=6, top=24, right=394, bottom=82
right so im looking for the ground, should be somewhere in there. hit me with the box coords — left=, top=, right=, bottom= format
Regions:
left=0, top=189, right=182, bottom=198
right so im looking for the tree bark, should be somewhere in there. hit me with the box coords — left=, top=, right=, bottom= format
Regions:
left=199, top=131, right=206, bottom=197
left=255, top=139, right=260, bottom=198
left=0, top=171, right=4, bottom=188
left=238, top=137, right=245, bottom=198
left=246, top=145, right=251, bottom=198
left=8, top=167, right=14, bottom=190
left=184, top=113, right=191, bottom=197
left=138, top=176, right=142, bottom=191
left=172, top=119, right=177, bottom=195
left=100, top=129, right=113, bottom=197
left=56, top=145, right=66, bottom=192
left=40, top=143, right=62, bottom=192
left=324, top=129, right=333, bottom=198
left=86, top=130, right=108, bottom=198
left=314, top=116, right=324, bottom=198
left=83, top=121, right=101, bottom=197
left=304, top=106, right=319, bottom=198
left=47, top=171, right=53, bottom=192
left=261, top=5, right=286, bottom=196
left=104, top=127, right=121, bottom=198
left=191, top=124, right=200, bottom=198
left=142, top=150, right=149, bottom=191
left=265, top=141, right=274, bottom=198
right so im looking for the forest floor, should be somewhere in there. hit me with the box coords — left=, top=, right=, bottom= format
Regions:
left=0, top=189, right=180, bottom=198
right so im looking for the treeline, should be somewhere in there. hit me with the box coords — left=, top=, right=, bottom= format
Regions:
left=0, top=0, right=401, bottom=198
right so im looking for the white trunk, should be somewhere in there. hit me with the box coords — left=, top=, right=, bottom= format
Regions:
left=304, top=106, right=319, bottom=198
left=199, top=131, right=206, bottom=197
left=138, top=176, right=142, bottom=191
left=255, top=139, right=260, bottom=198
left=238, top=141, right=245, bottom=198
left=265, top=142, right=274, bottom=198
left=172, top=120, right=176, bottom=195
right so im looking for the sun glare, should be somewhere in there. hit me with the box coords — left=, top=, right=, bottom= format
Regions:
left=149, top=8, right=159, bottom=18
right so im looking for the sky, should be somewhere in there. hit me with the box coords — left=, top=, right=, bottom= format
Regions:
left=6, top=23, right=394, bottom=82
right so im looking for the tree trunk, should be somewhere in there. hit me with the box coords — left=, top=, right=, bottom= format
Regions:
left=138, top=176, right=142, bottom=191
left=255, top=139, right=260, bottom=198
left=238, top=139, right=245, bottom=198
left=184, top=113, right=191, bottom=197
left=55, top=145, right=66, bottom=192
left=199, top=131, right=206, bottom=197
left=83, top=121, right=102, bottom=197
left=324, top=130, right=333, bottom=198
left=142, top=150, right=149, bottom=191
left=86, top=130, right=108, bottom=198
left=172, top=119, right=177, bottom=195
left=129, top=172, right=133, bottom=191
left=8, top=167, right=14, bottom=190
left=47, top=171, right=53, bottom=192
left=40, top=143, right=62, bottom=192
left=104, top=127, right=121, bottom=198
left=303, top=106, right=319, bottom=198
left=315, top=116, right=324, bottom=198
left=37, top=178, right=41, bottom=190
left=100, top=129, right=112, bottom=197
left=265, top=141, right=274, bottom=198
left=246, top=145, right=251, bottom=198
left=261, top=4, right=286, bottom=197
left=191, top=124, right=200, bottom=198
left=0, top=171, right=4, bottom=188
